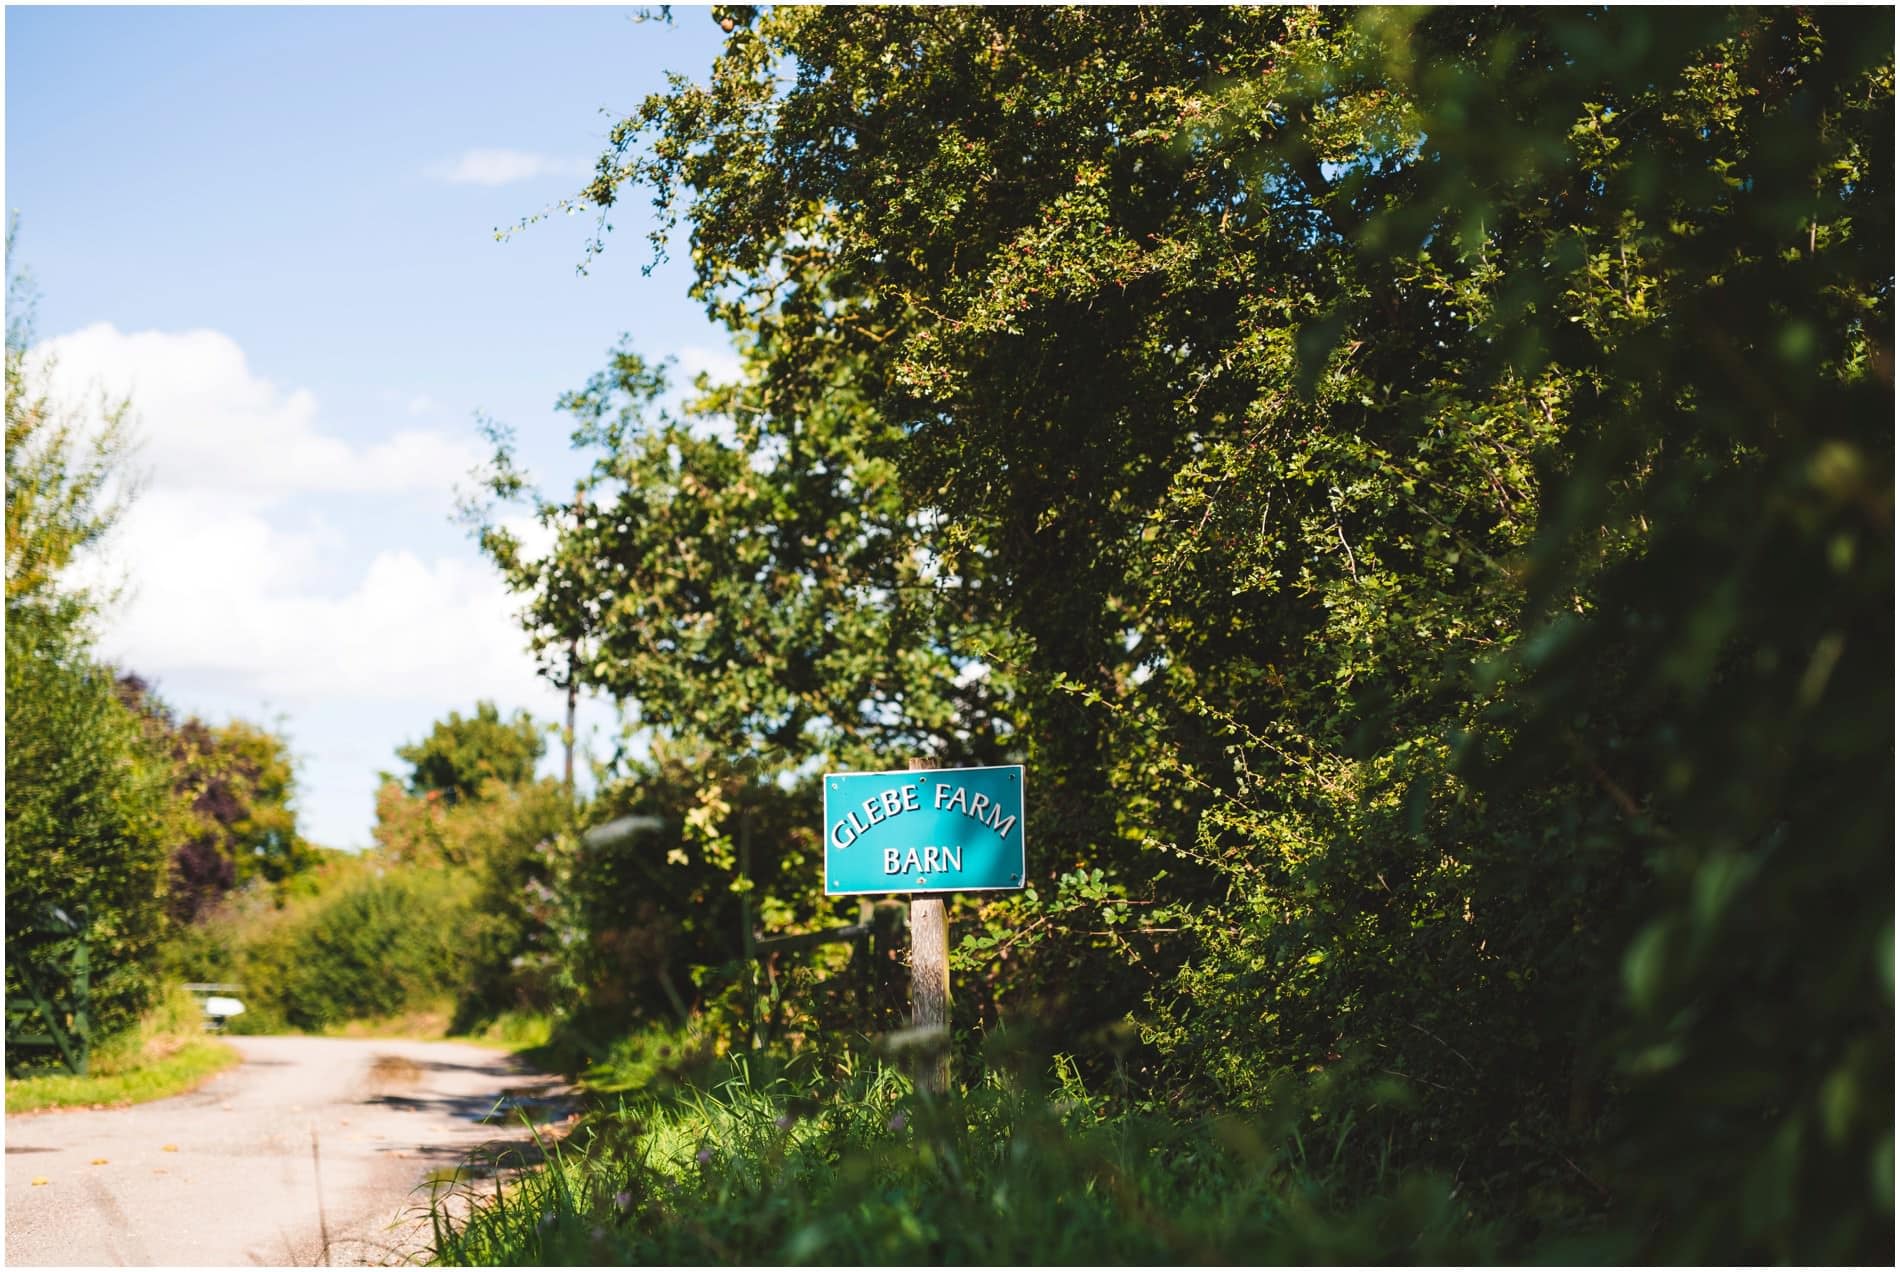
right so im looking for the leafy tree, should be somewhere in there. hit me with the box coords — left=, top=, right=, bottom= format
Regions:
left=373, top=702, right=578, bottom=1025
left=116, top=675, right=315, bottom=921
left=561, top=741, right=830, bottom=1037
left=473, top=340, right=1015, bottom=774
left=5, top=215, right=134, bottom=608
left=449, top=777, right=576, bottom=1026
left=392, top=700, right=545, bottom=805
left=471, top=338, right=1020, bottom=1027
left=5, top=602, right=178, bottom=1051
left=488, top=6, right=1888, bottom=1258
left=370, top=771, right=574, bottom=1031
left=209, top=718, right=311, bottom=885
left=225, top=863, right=478, bottom=1033
left=5, top=224, right=178, bottom=1054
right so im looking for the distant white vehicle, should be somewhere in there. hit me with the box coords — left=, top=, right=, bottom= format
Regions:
left=203, top=996, right=246, bottom=1025
left=182, top=983, right=246, bottom=1031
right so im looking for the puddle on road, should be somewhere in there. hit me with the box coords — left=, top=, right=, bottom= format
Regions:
left=361, top=1053, right=574, bottom=1126
left=368, top=1054, right=423, bottom=1088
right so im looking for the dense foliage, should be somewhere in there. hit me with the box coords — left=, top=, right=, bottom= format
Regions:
left=171, top=704, right=577, bottom=1034
left=7, top=226, right=317, bottom=1064
left=467, top=5, right=1892, bottom=1261
left=371, top=763, right=573, bottom=1030
left=393, top=698, right=545, bottom=805
left=219, top=861, right=478, bottom=1033
left=4, top=216, right=131, bottom=609
left=117, top=674, right=314, bottom=921
left=5, top=226, right=180, bottom=1054
left=5, top=601, right=177, bottom=1045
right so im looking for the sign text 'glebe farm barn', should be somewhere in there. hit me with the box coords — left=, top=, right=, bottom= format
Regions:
left=823, top=765, right=1026, bottom=895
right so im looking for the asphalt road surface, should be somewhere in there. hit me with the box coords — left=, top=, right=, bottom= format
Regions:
left=5, top=1035, right=571, bottom=1266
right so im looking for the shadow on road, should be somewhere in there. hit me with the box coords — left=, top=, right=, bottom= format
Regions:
left=361, top=1086, right=574, bottom=1125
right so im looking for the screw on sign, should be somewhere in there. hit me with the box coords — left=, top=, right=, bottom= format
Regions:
left=822, top=762, right=1027, bottom=1093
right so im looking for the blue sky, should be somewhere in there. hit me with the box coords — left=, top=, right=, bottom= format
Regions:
left=7, top=6, right=737, bottom=847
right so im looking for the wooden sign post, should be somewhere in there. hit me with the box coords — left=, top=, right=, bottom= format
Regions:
left=822, top=758, right=1027, bottom=1096
left=907, top=758, right=951, bottom=1094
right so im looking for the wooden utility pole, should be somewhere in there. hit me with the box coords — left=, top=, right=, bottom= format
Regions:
left=739, top=806, right=761, bottom=1052
left=564, top=481, right=585, bottom=801
left=907, top=757, right=951, bottom=1093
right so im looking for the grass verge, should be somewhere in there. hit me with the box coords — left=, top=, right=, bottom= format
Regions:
left=6, top=1038, right=238, bottom=1113
left=313, top=1000, right=459, bottom=1042
left=6, top=985, right=240, bottom=1114
left=427, top=1031, right=1500, bottom=1265
left=312, top=1002, right=556, bottom=1053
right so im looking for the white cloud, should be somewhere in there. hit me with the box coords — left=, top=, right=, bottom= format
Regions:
left=33, top=322, right=542, bottom=705
left=674, top=343, right=744, bottom=387
left=33, top=322, right=564, bottom=848
left=426, top=148, right=584, bottom=186
left=406, top=393, right=439, bottom=417
left=94, top=491, right=542, bottom=706
left=33, top=324, right=484, bottom=500
left=668, top=343, right=746, bottom=443
left=497, top=511, right=558, bottom=563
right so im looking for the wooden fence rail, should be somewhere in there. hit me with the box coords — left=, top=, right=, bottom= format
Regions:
left=751, top=921, right=872, bottom=956
left=742, top=899, right=909, bottom=1047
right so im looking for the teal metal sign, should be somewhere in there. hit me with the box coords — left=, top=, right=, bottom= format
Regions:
left=824, top=765, right=1026, bottom=895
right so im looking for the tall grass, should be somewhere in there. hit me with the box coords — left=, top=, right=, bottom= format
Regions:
left=430, top=1036, right=1497, bottom=1265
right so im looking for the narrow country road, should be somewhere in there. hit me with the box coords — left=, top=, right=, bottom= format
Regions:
left=5, top=1035, right=572, bottom=1266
